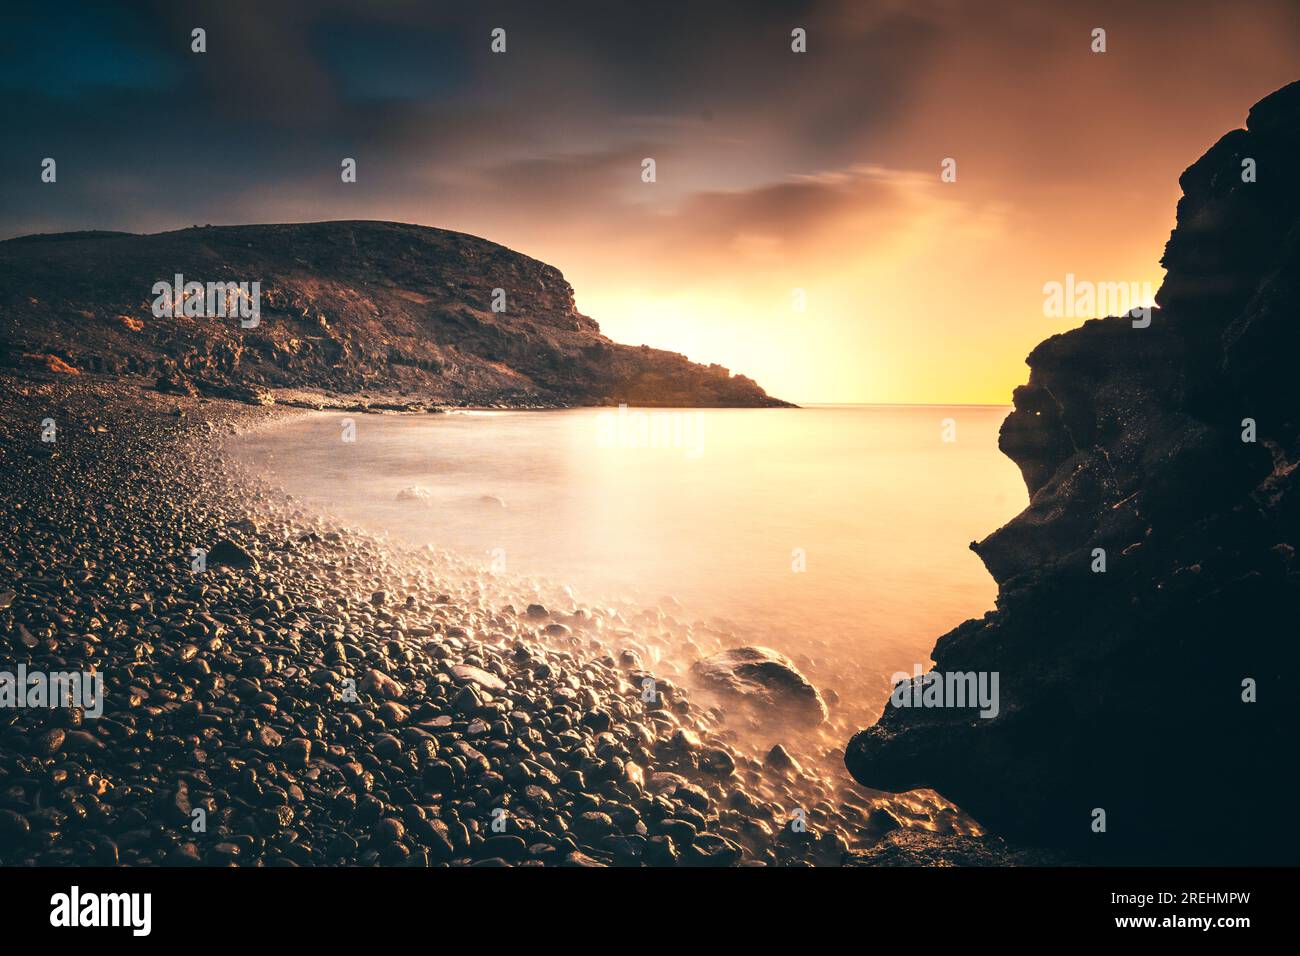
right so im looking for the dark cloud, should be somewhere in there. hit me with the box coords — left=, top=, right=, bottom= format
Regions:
left=4, top=0, right=1299, bottom=251
left=0, top=0, right=937, bottom=237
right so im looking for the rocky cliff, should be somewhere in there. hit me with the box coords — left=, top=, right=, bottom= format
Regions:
left=846, top=82, right=1300, bottom=863
left=0, top=221, right=787, bottom=407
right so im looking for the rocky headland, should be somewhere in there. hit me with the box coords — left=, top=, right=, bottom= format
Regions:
left=0, top=221, right=788, bottom=409
left=846, top=81, right=1300, bottom=864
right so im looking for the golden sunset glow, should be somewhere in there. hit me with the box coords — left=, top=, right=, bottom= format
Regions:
left=3, top=0, right=1297, bottom=884
left=6, top=0, right=1299, bottom=403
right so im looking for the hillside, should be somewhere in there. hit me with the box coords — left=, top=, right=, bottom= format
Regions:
left=0, top=221, right=788, bottom=407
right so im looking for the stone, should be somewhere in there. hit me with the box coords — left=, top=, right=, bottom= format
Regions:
left=450, top=664, right=506, bottom=691
left=764, top=744, right=800, bottom=775
left=373, top=818, right=405, bottom=846
left=360, top=668, right=405, bottom=700
left=690, top=647, right=827, bottom=724
left=207, top=538, right=257, bottom=570
left=282, top=738, right=312, bottom=768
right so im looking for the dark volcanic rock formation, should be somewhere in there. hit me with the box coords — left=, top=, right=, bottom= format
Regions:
left=0, top=221, right=787, bottom=407
left=846, top=82, right=1300, bottom=864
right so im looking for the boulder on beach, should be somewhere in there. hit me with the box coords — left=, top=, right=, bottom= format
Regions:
left=690, top=646, right=827, bottom=724
left=207, top=538, right=257, bottom=570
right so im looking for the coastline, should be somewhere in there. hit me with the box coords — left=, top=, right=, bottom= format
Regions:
left=0, top=371, right=1055, bottom=866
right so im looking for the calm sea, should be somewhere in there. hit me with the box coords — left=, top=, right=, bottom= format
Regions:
left=229, top=405, right=1024, bottom=680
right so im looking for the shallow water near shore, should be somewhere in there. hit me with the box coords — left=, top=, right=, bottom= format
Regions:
left=230, top=405, right=1023, bottom=697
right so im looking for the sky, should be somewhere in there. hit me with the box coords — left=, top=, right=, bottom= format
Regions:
left=3, top=0, right=1300, bottom=404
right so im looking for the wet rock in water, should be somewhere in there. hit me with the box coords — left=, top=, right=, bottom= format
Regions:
left=690, top=647, right=828, bottom=724
left=764, top=744, right=801, bottom=774
left=699, top=748, right=737, bottom=777
left=647, top=771, right=689, bottom=795
left=622, top=761, right=646, bottom=789
left=668, top=728, right=702, bottom=752
left=396, top=486, right=434, bottom=504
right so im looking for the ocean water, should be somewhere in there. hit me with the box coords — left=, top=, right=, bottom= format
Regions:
left=229, top=405, right=1025, bottom=684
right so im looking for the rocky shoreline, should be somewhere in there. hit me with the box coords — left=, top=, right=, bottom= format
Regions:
left=0, top=372, right=1051, bottom=867
left=0, top=221, right=790, bottom=409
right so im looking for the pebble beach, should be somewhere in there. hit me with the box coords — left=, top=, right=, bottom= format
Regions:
left=0, top=374, right=1043, bottom=867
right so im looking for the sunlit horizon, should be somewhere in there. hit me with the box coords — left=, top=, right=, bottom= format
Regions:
left=4, top=1, right=1296, bottom=404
